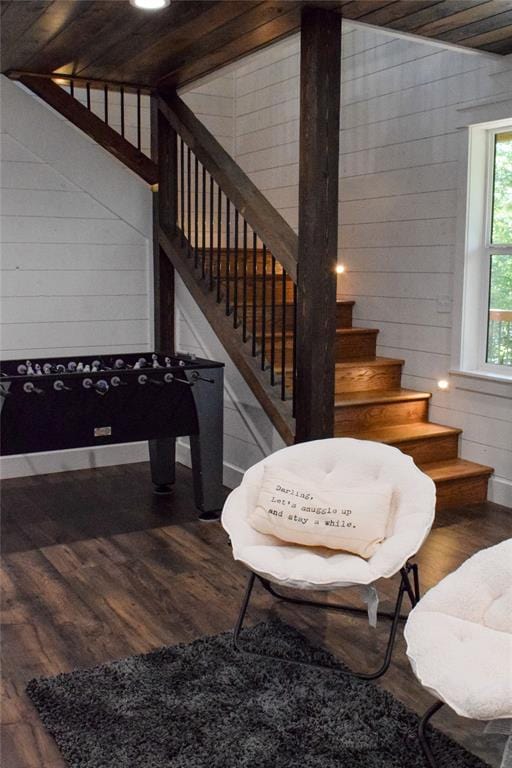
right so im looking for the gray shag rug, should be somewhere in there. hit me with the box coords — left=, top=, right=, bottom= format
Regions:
left=27, top=619, right=489, bottom=768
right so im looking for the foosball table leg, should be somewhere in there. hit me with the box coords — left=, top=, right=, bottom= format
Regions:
left=189, top=367, right=224, bottom=520
left=149, top=437, right=176, bottom=494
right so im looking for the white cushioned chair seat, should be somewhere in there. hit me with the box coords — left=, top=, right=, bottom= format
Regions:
left=405, top=539, right=512, bottom=721
left=222, top=438, right=435, bottom=590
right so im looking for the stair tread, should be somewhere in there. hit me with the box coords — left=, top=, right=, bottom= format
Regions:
left=336, top=356, right=404, bottom=369
left=335, top=388, right=431, bottom=407
left=336, top=421, right=462, bottom=442
left=419, top=458, right=494, bottom=481
left=337, top=300, right=355, bottom=306
left=336, top=327, right=378, bottom=336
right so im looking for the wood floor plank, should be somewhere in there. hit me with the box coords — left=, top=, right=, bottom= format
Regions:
left=1, top=461, right=510, bottom=768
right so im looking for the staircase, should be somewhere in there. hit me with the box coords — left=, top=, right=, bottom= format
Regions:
left=332, top=299, right=493, bottom=511
left=18, top=74, right=494, bottom=511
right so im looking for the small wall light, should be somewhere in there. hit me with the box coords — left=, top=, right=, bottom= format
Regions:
left=335, top=264, right=345, bottom=275
left=129, top=0, right=170, bottom=9
left=437, top=379, right=449, bottom=391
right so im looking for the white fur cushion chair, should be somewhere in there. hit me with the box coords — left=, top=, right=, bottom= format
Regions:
left=222, top=438, right=436, bottom=679
left=405, top=539, right=512, bottom=767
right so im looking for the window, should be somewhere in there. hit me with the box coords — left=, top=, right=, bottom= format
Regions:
left=462, top=121, right=512, bottom=378
left=486, top=132, right=512, bottom=368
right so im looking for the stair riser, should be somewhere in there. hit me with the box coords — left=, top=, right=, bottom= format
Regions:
left=335, top=363, right=403, bottom=393
left=336, top=399, right=429, bottom=431
left=434, top=475, right=490, bottom=511
left=336, top=331, right=378, bottom=361
left=397, top=434, right=460, bottom=463
left=337, top=303, right=353, bottom=328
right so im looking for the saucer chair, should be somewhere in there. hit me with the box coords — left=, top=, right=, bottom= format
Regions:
left=405, top=538, right=512, bottom=767
left=222, top=438, right=436, bottom=680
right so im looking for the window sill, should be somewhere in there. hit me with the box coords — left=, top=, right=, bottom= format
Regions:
left=449, top=369, right=512, bottom=398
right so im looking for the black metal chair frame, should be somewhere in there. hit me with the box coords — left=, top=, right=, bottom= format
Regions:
left=233, top=560, right=421, bottom=681
left=418, top=700, right=445, bottom=767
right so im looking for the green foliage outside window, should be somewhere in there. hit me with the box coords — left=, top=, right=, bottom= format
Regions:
left=487, top=132, right=512, bottom=365
left=492, top=132, right=512, bottom=246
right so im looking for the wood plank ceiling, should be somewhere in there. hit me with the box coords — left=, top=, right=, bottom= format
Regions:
left=1, top=0, right=512, bottom=91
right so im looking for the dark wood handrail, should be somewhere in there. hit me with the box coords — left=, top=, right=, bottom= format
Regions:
left=157, top=91, right=298, bottom=282
left=18, top=75, right=158, bottom=185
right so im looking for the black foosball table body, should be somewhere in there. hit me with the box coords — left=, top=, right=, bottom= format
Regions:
left=0, top=352, right=225, bottom=514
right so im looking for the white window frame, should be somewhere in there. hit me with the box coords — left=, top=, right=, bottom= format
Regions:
left=460, top=119, right=512, bottom=379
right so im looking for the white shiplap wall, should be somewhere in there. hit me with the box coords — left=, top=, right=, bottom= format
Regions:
left=0, top=75, right=153, bottom=477
left=184, top=27, right=512, bottom=506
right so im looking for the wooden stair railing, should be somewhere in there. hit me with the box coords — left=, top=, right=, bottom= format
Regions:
left=14, top=73, right=158, bottom=185
left=156, top=92, right=299, bottom=444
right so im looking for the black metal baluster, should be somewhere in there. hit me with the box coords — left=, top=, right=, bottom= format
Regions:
left=216, top=188, right=222, bottom=303
left=233, top=210, right=239, bottom=328
left=136, top=88, right=141, bottom=150
left=69, top=78, right=74, bottom=98
left=194, top=155, right=199, bottom=268
left=270, top=255, right=276, bottom=385
left=225, top=199, right=231, bottom=316
left=292, top=282, right=297, bottom=417
left=180, top=137, right=185, bottom=246
left=104, top=84, right=108, bottom=124
left=202, top=165, right=206, bottom=279
left=86, top=82, right=91, bottom=110
left=209, top=176, right=214, bottom=291
left=281, top=270, right=287, bottom=400
left=120, top=87, right=125, bottom=137
left=261, top=244, right=267, bottom=370
left=187, top=146, right=191, bottom=256
left=242, top=220, right=248, bottom=342
left=252, top=232, right=257, bottom=357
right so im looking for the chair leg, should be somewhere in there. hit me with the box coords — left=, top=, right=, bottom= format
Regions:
left=232, top=566, right=415, bottom=681
left=419, top=700, right=444, bottom=767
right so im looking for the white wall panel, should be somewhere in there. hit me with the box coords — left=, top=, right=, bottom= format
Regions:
left=0, top=76, right=153, bottom=478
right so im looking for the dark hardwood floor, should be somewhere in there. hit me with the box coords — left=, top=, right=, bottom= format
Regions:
left=1, top=461, right=511, bottom=768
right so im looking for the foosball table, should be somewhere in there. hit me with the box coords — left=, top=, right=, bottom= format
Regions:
left=0, top=352, right=225, bottom=519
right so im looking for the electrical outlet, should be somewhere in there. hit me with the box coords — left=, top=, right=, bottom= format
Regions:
left=437, top=295, right=452, bottom=313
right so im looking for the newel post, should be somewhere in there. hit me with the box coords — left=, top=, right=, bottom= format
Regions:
left=151, top=95, right=177, bottom=352
left=295, top=6, right=341, bottom=442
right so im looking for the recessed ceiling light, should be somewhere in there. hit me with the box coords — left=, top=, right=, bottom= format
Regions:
left=335, top=264, right=345, bottom=274
left=129, top=0, right=170, bottom=10
left=437, top=379, right=449, bottom=390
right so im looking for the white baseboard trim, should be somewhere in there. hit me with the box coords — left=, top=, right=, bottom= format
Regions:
left=488, top=476, right=512, bottom=508
left=0, top=442, right=149, bottom=479
left=1, top=440, right=245, bottom=491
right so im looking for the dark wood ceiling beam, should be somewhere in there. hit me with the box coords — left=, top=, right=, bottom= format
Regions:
left=1, top=0, right=55, bottom=70
left=338, top=1, right=396, bottom=20
left=150, top=1, right=297, bottom=87
left=436, top=6, right=512, bottom=41
left=22, top=0, right=147, bottom=75
left=482, top=33, right=512, bottom=52
left=18, top=75, right=158, bottom=185
left=350, top=0, right=445, bottom=26
left=410, top=0, right=512, bottom=36
left=3, top=0, right=512, bottom=89
left=387, top=0, right=492, bottom=33
left=158, top=3, right=304, bottom=89
left=107, top=1, right=263, bottom=84
left=79, top=1, right=257, bottom=83
left=459, top=22, right=512, bottom=47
